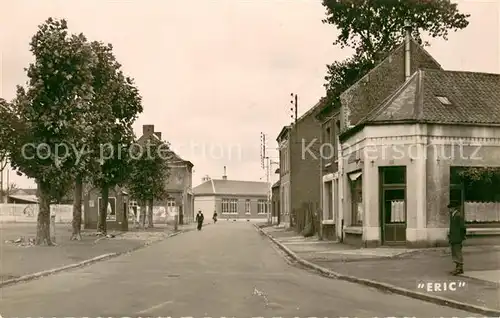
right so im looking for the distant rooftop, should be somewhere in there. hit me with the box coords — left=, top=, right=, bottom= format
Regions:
left=193, top=179, right=269, bottom=197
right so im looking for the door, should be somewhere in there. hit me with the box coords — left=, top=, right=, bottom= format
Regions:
left=380, top=166, right=407, bottom=244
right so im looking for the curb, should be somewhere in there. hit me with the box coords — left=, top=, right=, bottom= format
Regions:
left=0, top=225, right=200, bottom=289
left=254, top=224, right=500, bottom=316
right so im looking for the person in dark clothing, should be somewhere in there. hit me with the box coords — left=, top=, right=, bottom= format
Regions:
left=448, top=201, right=467, bottom=275
left=196, top=211, right=204, bottom=230
left=212, top=211, right=218, bottom=223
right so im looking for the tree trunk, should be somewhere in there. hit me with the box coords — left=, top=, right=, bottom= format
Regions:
left=146, top=199, right=154, bottom=228
left=97, top=184, right=109, bottom=235
left=36, top=184, right=53, bottom=246
left=132, top=206, right=139, bottom=228
left=139, top=201, right=146, bottom=229
left=70, top=175, right=83, bottom=240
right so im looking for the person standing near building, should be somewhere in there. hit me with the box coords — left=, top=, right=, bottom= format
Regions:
left=196, top=210, right=204, bottom=230
left=212, top=211, right=217, bottom=223
left=448, top=201, right=467, bottom=275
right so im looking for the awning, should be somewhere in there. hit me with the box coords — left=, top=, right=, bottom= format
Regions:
left=348, top=171, right=362, bottom=181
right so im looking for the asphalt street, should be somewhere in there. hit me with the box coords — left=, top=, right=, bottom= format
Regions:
left=0, top=222, right=477, bottom=317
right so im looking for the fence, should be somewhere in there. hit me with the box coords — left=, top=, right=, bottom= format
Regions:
left=0, top=203, right=79, bottom=223
left=464, top=201, right=500, bottom=223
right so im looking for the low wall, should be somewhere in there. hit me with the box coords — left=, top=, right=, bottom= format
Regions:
left=0, top=203, right=79, bottom=224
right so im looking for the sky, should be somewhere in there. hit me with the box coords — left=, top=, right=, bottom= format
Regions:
left=1, top=0, right=499, bottom=189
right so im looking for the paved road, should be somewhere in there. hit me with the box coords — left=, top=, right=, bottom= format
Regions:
left=1, top=222, right=477, bottom=317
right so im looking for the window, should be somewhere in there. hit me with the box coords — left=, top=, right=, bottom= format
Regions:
left=334, top=120, right=340, bottom=160
left=324, top=181, right=333, bottom=220
left=350, top=174, right=362, bottom=226
left=98, top=197, right=117, bottom=221
left=245, top=199, right=251, bottom=214
left=167, top=198, right=176, bottom=207
left=222, top=198, right=238, bottom=214
left=436, top=96, right=451, bottom=105
left=324, top=127, right=332, bottom=159
left=382, top=167, right=406, bottom=185
left=258, top=199, right=268, bottom=214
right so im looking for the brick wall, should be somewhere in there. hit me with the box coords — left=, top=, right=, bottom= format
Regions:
left=290, top=110, right=322, bottom=231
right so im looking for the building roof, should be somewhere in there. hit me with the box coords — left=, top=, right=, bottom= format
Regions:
left=295, top=98, right=327, bottom=125
left=271, top=180, right=280, bottom=188
left=10, top=188, right=38, bottom=196
left=340, top=38, right=442, bottom=128
left=137, top=132, right=193, bottom=167
left=193, top=179, right=269, bottom=196
left=8, top=194, right=38, bottom=203
left=276, top=125, right=290, bottom=142
left=362, top=69, right=500, bottom=125
left=341, top=69, right=500, bottom=139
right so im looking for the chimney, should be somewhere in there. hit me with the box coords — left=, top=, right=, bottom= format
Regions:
left=154, top=132, right=162, bottom=140
left=404, top=20, right=411, bottom=81
left=143, top=125, right=154, bottom=136
left=222, top=166, right=227, bottom=180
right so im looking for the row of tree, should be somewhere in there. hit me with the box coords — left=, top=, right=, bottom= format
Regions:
left=0, top=18, right=170, bottom=245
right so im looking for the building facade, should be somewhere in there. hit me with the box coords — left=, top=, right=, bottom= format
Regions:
left=193, top=172, right=270, bottom=221
left=340, top=69, right=500, bottom=247
left=271, top=180, right=280, bottom=224
left=329, top=31, right=500, bottom=247
left=312, top=34, right=443, bottom=243
left=314, top=107, right=341, bottom=240
left=84, top=186, right=129, bottom=231
left=276, top=102, right=323, bottom=230
left=277, top=126, right=291, bottom=225
left=136, top=124, right=194, bottom=224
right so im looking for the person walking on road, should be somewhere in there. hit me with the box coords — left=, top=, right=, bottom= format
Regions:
left=212, top=211, right=218, bottom=223
left=448, top=201, right=466, bottom=275
left=196, top=210, right=204, bottom=230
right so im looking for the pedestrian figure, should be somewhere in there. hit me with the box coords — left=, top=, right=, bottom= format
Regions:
left=196, top=210, right=204, bottom=230
left=213, top=211, right=218, bottom=223
left=448, top=201, right=466, bottom=275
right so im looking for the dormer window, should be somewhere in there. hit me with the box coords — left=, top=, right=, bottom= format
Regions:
left=436, top=96, right=451, bottom=105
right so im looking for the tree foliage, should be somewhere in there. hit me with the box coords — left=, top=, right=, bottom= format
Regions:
left=8, top=18, right=97, bottom=245
left=90, top=66, right=143, bottom=234
left=323, top=55, right=375, bottom=109
left=322, top=0, right=470, bottom=59
left=9, top=18, right=96, bottom=201
left=0, top=98, right=15, bottom=171
left=458, top=167, right=500, bottom=184
left=127, top=138, right=171, bottom=227
left=128, top=138, right=170, bottom=203
left=322, top=0, right=470, bottom=109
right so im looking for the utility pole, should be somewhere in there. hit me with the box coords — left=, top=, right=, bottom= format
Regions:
left=290, top=93, right=298, bottom=126
left=289, top=93, right=298, bottom=227
left=260, top=132, right=272, bottom=224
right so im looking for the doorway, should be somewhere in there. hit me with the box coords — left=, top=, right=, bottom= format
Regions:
left=380, top=166, right=407, bottom=244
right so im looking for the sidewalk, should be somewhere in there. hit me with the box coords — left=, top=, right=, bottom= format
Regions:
left=262, top=226, right=500, bottom=312
left=0, top=222, right=202, bottom=284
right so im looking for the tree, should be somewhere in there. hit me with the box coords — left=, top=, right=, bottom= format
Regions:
left=128, top=138, right=170, bottom=229
left=0, top=98, right=15, bottom=203
left=8, top=18, right=96, bottom=245
left=323, top=55, right=375, bottom=109
left=70, top=41, right=124, bottom=240
left=322, top=0, right=470, bottom=108
left=90, top=70, right=143, bottom=235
